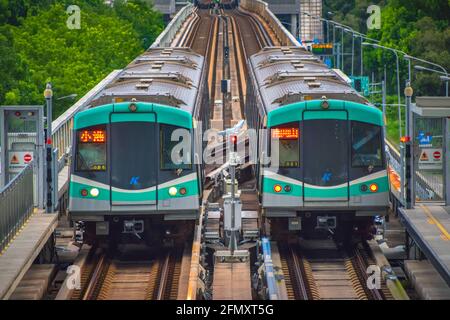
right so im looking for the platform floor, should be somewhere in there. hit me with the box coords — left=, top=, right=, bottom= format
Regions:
left=399, top=205, right=450, bottom=287
left=404, top=260, right=450, bottom=300
left=0, top=212, right=58, bottom=299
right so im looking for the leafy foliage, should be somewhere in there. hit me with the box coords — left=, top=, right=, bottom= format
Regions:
left=0, top=0, right=163, bottom=117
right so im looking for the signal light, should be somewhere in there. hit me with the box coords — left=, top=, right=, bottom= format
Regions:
left=274, top=185, right=282, bottom=193
left=15, top=111, right=21, bottom=117
left=400, top=136, right=411, bottom=143
left=230, top=135, right=237, bottom=152
left=90, top=188, right=100, bottom=197
left=169, top=187, right=178, bottom=196
left=179, top=188, right=187, bottom=195
left=81, top=189, right=88, bottom=197
left=369, top=184, right=379, bottom=193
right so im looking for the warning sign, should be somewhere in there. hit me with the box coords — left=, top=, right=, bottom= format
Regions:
left=8, top=152, right=34, bottom=173
left=420, top=151, right=429, bottom=161
left=418, top=148, right=443, bottom=170
left=10, top=154, right=20, bottom=165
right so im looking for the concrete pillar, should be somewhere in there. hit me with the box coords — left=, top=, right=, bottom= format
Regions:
left=291, top=14, right=298, bottom=38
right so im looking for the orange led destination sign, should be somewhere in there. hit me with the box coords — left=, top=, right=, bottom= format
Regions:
left=311, top=43, right=334, bottom=55
left=272, top=128, right=299, bottom=140
left=79, top=130, right=106, bottom=143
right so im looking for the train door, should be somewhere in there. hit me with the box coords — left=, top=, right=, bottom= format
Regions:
left=110, top=113, right=158, bottom=207
left=302, top=111, right=349, bottom=205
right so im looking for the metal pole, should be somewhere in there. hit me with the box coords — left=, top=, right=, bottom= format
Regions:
left=230, top=159, right=236, bottom=254
left=341, top=28, right=344, bottom=72
left=394, top=51, right=402, bottom=139
left=360, top=36, right=364, bottom=76
left=333, top=25, right=336, bottom=67
left=404, top=82, right=413, bottom=209
left=44, top=83, right=54, bottom=213
left=382, top=78, right=387, bottom=138
left=351, top=35, right=355, bottom=76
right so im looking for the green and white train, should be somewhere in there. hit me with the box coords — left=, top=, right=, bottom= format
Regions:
left=246, top=47, right=388, bottom=241
left=69, top=48, right=209, bottom=244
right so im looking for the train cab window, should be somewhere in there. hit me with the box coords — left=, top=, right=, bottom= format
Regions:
left=271, top=124, right=300, bottom=168
left=351, top=122, right=383, bottom=167
left=76, top=127, right=107, bottom=171
left=160, top=124, right=192, bottom=170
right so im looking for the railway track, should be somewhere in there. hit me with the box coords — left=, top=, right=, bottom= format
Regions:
left=279, top=242, right=391, bottom=300
left=70, top=248, right=183, bottom=300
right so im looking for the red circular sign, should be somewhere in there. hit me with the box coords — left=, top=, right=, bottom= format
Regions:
left=433, top=151, right=441, bottom=160
left=24, top=154, right=32, bottom=163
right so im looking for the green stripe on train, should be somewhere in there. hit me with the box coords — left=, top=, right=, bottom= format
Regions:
left=267, top=100, right=383, bottom=127
left=69, top=178, right=199, bottom=201
left=263, top=176, right=388, bottom=198
left=74, top=102, right=193, bottom=129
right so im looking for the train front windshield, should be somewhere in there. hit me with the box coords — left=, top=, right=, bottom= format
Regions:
left=351, top=122, right=383, bottom=167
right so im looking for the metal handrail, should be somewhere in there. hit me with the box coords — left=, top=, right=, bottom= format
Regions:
left=0, top=162, right=34, bottom=253
left=151, top=4, right=195, bottom=48
left=240, top=0, right=301, bottom=47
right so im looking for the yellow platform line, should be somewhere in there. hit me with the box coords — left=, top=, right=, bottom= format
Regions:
left=421, top=205, right=450, bottom=241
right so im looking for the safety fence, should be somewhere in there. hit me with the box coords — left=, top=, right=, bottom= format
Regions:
left=386, top=142, right=441, bottom=203
left=0, top=163, right=34, bottom=253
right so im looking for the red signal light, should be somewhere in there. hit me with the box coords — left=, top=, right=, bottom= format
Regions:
left=400, top=136, right=411, bottom=143
left=230, top=135, right=237, bottom=152
left=80, top=189, right=88, bottom=197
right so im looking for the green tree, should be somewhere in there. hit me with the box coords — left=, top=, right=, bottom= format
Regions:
left=0, top=0, right=163, bottom=116
left=10, top=3, right=144, bottom=116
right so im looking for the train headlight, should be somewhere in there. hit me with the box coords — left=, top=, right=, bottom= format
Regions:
left=369, top=184, right=379, bottom=193
left=90, top=188, right=100, bottom=197
left=169, top=187, right=178, bottom=196
left=274, top=185, right=282, bottom=193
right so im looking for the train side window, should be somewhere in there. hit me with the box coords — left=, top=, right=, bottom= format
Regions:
left=351, top=121, right=383, bottom=167
left=160, top=124, right=192, bottom=170
left=76, top=126, right=107, bottom=171
left=271, top=124, right=300, bottom=168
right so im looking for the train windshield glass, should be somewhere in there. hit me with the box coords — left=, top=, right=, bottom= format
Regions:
left=160, top=125, right=192, bottom=170
left=351, top=122, right=383, bottom=167
left=271, top=124, right=300, bottom=168
left=76, top=127, right=107, bottom=171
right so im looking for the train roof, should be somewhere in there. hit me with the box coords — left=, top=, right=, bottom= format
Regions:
left=249, top=47, right=369, bottom=113
left=90, top=48, right=204, bottom=114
